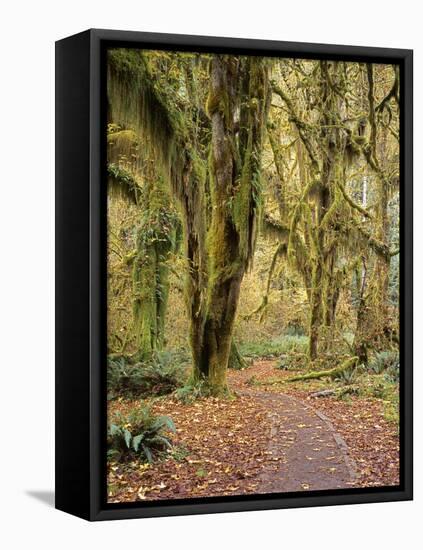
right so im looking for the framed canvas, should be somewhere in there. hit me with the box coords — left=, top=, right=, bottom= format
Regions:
left=55, top=29, right=413, bottom=521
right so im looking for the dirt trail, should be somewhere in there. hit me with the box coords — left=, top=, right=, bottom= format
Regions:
left=239, top=387, right=356, bottom=493
left=109, top=359, right=360, bottom=502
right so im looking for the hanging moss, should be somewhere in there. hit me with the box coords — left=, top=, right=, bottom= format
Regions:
left=319, top=183, right=342, bottom=231
left=132, top=175, right=180, bottom=359
left=107, top=49, right=186, bottom=186
left=107, top=129, right=138, bottom=162
left=107, top=163, right=142, bottom=204
left=262, top=214, right=290, bottom=243
left=232, top=58, right=269, bottom=269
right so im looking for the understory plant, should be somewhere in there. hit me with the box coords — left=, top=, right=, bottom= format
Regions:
left=385, top=360, right=400, bottom=383
left=240, top=335, right=308, bottom=359
left=335, top=365, right=358, bottom=385
left=277, top=352, right=307, bottom=371
left=107, top=350, right=188, bottom=398
left=369, top=350, right=399, bottom=375
left=174, top=378, right=212, bottom=404
left=107, top=406, right=176, bottom=463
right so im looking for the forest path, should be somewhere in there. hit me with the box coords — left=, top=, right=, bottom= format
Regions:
left=109, top=359, right=360, bottom=503
left=232, top=362, right=357, bottom=493
left=239, top=388, right=356, bottom=492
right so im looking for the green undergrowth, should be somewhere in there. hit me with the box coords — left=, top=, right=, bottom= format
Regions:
left=277, top=352, right=309, bottom=371
left=168, top=445, right=190, bottom=462
left=107, top=350, right=189, bottom=399
left=239, top=335, right=308, bottom=359
left=249, top=359, right=399, bottom=425
left=174, top=377, right=234, bottom=403
left=368, top=350, right=399, bottom=380
left=174, top=380, right=212, bottom=404
left=107, top=405, right=176, bottom=463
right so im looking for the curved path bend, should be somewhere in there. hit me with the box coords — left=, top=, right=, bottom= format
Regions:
left=241, top=388, right=357, bottom=493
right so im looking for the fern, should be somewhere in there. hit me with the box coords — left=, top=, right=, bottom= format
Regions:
left=107, top=351, right=188, bottom=398
left=369, top=351, right=399, bottom=375
left=107, top=406, right=176, bottom=463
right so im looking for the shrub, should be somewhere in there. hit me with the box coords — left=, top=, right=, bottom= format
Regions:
left=369, top=350, right=399, bottom=375
left=240, top=336, right=308, bottom=359
left=278, top=336, right=309, bottom=354
left=385, top=361, right=400, bottom=383
left=359, top=373, right=399, bottom=401
left=277, top=353, right=307, bottom=370
left=174, top=379, right=210, bottom=404
left=107, top=406, right=175, bottom=463
left=337, top=386, right=360, bottom=400
left=370, top=382, right=389, bottom=399
left=384, top=398, right=399, bottom=425
left=107, top=350, right=188, bottom=398
left=335, top=366, right=357, bottom=385
left=283, top=322, right=306, bottom=337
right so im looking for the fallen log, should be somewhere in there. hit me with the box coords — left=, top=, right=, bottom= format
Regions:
left=310, top=385, right=360, bottom=399
left=288, top=357, right=359, bottom=382
left=310, top=389, right=336, bottom=398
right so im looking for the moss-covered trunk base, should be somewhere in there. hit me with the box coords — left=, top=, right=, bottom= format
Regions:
left=228, top=340, right=248, bottom=370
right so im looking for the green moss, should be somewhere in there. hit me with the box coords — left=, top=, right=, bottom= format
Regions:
left=107, top=163, right=142, bottom=204
left=205, top=89, right=222, bottom=117
left=107, top=48, right=187, bottom=188
left=132, top=176, right=180, bottom=358
left=228, top=340, right=248, bottom=369
left=288, top=356, right=358, bottom=382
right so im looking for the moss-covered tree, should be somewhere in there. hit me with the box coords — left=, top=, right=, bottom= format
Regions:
left=107, top=50, right=269, bottom=393
left=106, top=123, right=180, bottom=359
left=106, top=50, right=399, bottom=393
left=132, top=173, right=180, bottom=358
left=258, top=60, right=399, bottom=366
left=190, top=56, right=269, bottom=392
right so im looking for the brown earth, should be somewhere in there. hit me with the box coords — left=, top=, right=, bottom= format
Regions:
left=107, top=360, right=399, bottom=503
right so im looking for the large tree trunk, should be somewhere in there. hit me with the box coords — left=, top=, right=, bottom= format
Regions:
left=308, top=61, right=347, bottom=362
left=189, top=56, right=269, bottom=394
left=190, top=56, right=242, bottom=393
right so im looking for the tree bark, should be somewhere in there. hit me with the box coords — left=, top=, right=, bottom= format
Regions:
left=189, top=56, right=269, bottom=394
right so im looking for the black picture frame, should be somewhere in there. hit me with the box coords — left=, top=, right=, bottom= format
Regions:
left=55, top=28, right=413, bottom=521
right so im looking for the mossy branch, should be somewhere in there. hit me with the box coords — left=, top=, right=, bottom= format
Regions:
left=376, top=65, right=399, bottom=113
left=244, top=241, right=287, bottom=321
left=271, top=81, right=320, bottom=174
left=287, top=356, right=358, bottom=382
left=336, top=180, right=373, bottom=220
left=262, top=214, right=290, bottom=241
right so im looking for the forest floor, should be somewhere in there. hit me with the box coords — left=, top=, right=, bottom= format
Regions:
left=107, top=359, right=400, bottom=503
